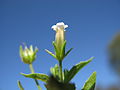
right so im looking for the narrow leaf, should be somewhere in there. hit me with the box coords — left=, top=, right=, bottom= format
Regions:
left=45, top=49, right=56, bottom=59
left=64, top=57, right=93, bottom=83
left=63, top=69, right=69, bottom=81
left=64, top=48, right=73, bottom=58
left=17, top=80, right=24, bottom=90
left=21, top=73, right=49, bottom=83
left=52, top=41, right=58, bottom=53
left=60, top=40, right=66, bottom=59
left=82, top=72, right=96, bottom=90
left=52, top=41, right=60, bottom=59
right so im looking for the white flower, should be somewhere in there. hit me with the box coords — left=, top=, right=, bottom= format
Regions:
left=51, top=22, right=68, bottom=52
left=52, top=22, right=68, bottom=31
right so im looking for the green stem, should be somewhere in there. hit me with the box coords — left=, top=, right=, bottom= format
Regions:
left=17, top=80, right=24, bottom=90
left=29, top=64, right=42, bottom=90
left=29, top=64, right=35, bottom=73
left=59, top=61, right=63, bottom=82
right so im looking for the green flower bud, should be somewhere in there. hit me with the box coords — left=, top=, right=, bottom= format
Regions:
left=19, top=45, right=38, bottom=64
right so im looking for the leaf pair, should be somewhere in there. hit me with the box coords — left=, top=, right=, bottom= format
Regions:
left=45, top=41, right=73, bottom=61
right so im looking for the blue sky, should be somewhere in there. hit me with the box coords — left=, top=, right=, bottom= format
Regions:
left=0, top=0, right=120, bottom=90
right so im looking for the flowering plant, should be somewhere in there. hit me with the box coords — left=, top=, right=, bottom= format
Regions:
left=18, top=22, right=96, bottom=90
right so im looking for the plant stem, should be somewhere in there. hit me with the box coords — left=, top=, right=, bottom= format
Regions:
left=59, top=61, right=63, bottom=82
left=29, top=64, right=35, bottom=73
left=29, top=64, right=42, bottom=90
left=17, top=80, right=24, bottom=90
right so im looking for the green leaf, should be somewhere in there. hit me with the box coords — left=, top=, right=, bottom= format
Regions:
left=82, top=72, right=96, bottom=90
left=50, top=64, right=60, bottom=80
left=45, top=49, right=57, bottom=59
left=64, top=57, right=93, bottom=83
left=52, top=41, right=60, bottom=60
left=63, top=69, right=69, bottom=81
left=60, top=40, right=66, bottom=59
left=64, top=48, right=73, bottom=58
left=17, top=80, right=24, bottom=90
left=21, top=73, right=49, bottom=83
left=52, top=41, right=58, bottom=53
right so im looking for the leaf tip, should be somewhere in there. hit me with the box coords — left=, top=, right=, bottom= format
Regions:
left=87, top=57, right=94, bottom=62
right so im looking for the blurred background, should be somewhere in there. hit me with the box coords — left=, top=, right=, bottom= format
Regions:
left=0, top=0, right=120, bottom=90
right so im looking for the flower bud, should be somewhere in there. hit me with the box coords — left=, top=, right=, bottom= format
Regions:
left=19, top=45, right=38, bottom=64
